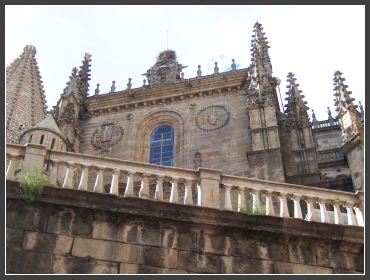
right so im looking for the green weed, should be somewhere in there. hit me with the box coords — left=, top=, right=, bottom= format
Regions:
left=18, top=169, right=49, bottom=202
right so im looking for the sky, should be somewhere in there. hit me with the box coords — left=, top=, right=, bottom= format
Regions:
left=5, top=5, right=365, bottom=121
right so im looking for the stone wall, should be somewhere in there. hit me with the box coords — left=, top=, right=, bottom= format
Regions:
left=6, top=181, right=364, bottom=274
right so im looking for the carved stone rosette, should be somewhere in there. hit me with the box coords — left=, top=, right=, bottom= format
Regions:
left=195, top=105, right=230, bottom=131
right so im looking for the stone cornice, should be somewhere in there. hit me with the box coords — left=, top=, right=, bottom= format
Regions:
left=339, top=134, right=361, bottom=155
left=82, top=69, right=248, bottom=117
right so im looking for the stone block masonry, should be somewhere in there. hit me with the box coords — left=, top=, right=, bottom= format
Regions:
left=6, top=181, right=363, bottom=274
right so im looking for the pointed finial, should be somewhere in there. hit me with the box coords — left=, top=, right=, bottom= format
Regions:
left=312, top=109, right=318, bottom=128
left=110, top=81, right=116, bottom=93
left=214, top=62, right=219, bottom=74
left=197, top=65, right=202, bottom=77
left=181, top=72, right=184, bottom=80
left=143, top=79, right=146, bottom=87
left=231, top=59, right=236, bottom=72
left=127, top=78, right=132, bottom=90
left=95, top=83, right=100, bottom=95
left=327, top=106, right=334, bottom=125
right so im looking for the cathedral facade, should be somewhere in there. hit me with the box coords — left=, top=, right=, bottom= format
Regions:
left=6, top=22, right=364, bottom=194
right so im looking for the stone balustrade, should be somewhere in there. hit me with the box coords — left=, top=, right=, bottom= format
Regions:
left=6, top=143, right=364, bottom=227
left=317, top=148, right=344, bottom=163
left=312, top=119, right=339, bottom=129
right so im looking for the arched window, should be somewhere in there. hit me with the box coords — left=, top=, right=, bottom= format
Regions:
left=51, top=138, right=55, bottom=149
left=40, top=134, right=44, bottom=144
left=149, top=125, right=174, bottom=166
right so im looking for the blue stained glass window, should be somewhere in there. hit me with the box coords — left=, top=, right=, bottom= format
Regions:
left=149, top=125, right=174, bottom=166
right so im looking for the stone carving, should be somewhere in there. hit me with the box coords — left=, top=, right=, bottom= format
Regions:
left=95, top=83, right=100, bottom=95
left=110, top=81, right=116, bottom=93
left=197, top=65, right=202, bottom=77
left=195, top=105, right=230, bottom=131
left=231, top=59, right=236, bottom=72
left=127, top=78, right=132, bottom=90
left=59, top=103, right=76, bottom=122
left=91, top=118, right=124, bottom=149
left=189, top=102, right=197, bottom=109
left=126, top=113, right=133, bottom=120
left=214, top=62, right=219, bottom=74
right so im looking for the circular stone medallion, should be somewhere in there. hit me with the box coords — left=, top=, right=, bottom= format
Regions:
left=195, top=105, right=230, bottom=131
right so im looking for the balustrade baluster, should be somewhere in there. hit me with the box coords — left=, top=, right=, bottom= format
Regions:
left=265, top=191, right=275, bottom=216
left=110, top=168, right=121, bottom=196
left=49, top=159, right=60, bottom=186
left=6, top=153, right=19, bottom=180
left=184, top=178, right=194, bottom=205
left=305, top=196, right=316, bottom=221
left=317, top=198, right=330, bottom=223
left=62, top=161, right=75, bottom=189
left=170, top=176, right=179, bottom=203
left=78, top=164, right=91, bottom=191
left=292, top=194, right=303, bottom=219
left=237, top=186, right=246, bottom=212
left=278, top=192, right=290, bottom=218
left=223, top=184, right=233, bottom=211
left=332, top=200, right=344, bottom=225
left=251, top=188, right=261, bottom=214
left=139, top=173, right=151, bottom=199
left=344, top=202, right=358, bottom=226
left=124, top=170, right=136, bottom=197
left=154, top=174, right=164, bottom=200
left=93, top=165, right=106, bottom=193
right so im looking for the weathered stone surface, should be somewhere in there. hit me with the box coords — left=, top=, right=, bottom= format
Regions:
left=315, top=243, right=350, bottom=269
left=287, top=236, right=316, bottom=265
left=348, top=252, right=364, bottom=272
left=161, top=228, right=197, bottom=251
left=220, top=256, right=273, bottom=274
left=53, top=255, right=119, bottom=274
left=6, top=248, right=53, bottom=274
left=230, top=237, right=269, bottom=260
left=274, top=262, right=333, bottom=274
left=178, top=251, right=220, bottom=273
left=22, top=231, right=73, bottom=255
left=197, top=232, right=230, bottom=255
left=120, top=263, right=162, bottom=274
left=143, top=247, right=178, bottom=268
left=268, top=243, right=289, bottom=262
left=6, top=228, right=24, bottom=249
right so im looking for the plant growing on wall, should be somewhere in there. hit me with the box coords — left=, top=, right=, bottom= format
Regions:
left=18, top=169, right=49, bottom=202
left=233, top=199, right=266, bottom=215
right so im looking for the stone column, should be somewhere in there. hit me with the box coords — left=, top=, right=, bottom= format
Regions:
left=93, top=165, right=106, bottom=193
left=237, top=186, right=246, bottom=212
left=170, top=176, right=179, bottom=203
left=139, top=173, right=151, bottom=199
left=62, top=161, right=75, bottom=189
left=354, top=191, right=364, bottom=226
left=251, top=188, right=261, bottom=214
left=6, top=153, right=19, bottom=180
left=184, top=178, right=194, bottom=205
left=292, top=194, right=303, bottom=219
left=305, top=196, right=316, bottom=221
left=154, top=174, right=164, bottom=201
left=124, top=170, right=136, bottom=197
left=198, top=168, right=221, bottom=209
left=318, top=198, right=330, bottom=223
left=278, top=192, right=290, bottom=218
left=49, top=159, right=60, bottom=186
left=110, top=168, right=121, bottom=196
left=265, top=191, right=275, bottom=216
left=331, top=200, right=344, bottom=225
left=223, top=184, right=233, bottom=211
left=344, top=202, right=358, bottom=226
left=78, top=164, right=91, bottom=191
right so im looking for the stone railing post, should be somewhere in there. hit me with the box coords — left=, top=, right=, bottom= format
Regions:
left=305, top=196, right=316, bottom=221
left=6, top=153, right=19, bottom=180
left=154, top=174, right=164, bottom=201
left=198, top=168, right=221, bottom=209
left=332, top=200, right=344, bottom=225
left=292, top=193, right=303, bottom=219
left=23, top=144, right=48, bottom=174
left=49, top=159, right=60, bottom=186
left=223, top=184, right=233, bottom=211
left=251, top=188, right=261, bottom=214
left=237, top=186, right=246, bottom=212
left=124, top=170, right=136, bottom=197
left=139, top=173, right=151, bottom=199
left=344, top=202, right=358, bottom=226
left=93, top=165, right=106, bottom=193
left=78, top=164, right=91, bottom=191
left=110, top=168, right=121, bottom=196
left=265, top=191, right=275, bottom=216
left=317, top=198, right=330, bottom=223
left=278, top=192, right=290, bottom=218
left=62, top=161, right=75, bottom=189
left=184, top=177, right=194, bottom=205
left=170, top=176, right=179, bottom=203
left=354, top=191, right=364, bottom=226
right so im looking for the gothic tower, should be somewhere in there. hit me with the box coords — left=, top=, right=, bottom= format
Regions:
left=333, top=71, right=364, bottom=191
left=279, top=72, right=320, bottom=185
left=6, top=45, right=48, bottom=144
left=50, top=53, right=92, bottom=152
left=245, top=22, right=285, bottom=182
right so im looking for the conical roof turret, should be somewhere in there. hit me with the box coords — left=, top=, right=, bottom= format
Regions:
left=6, top=45, right=48, bottom=144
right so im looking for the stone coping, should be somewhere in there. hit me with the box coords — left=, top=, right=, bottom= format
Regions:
left=6, top=180, right=363, bottom=245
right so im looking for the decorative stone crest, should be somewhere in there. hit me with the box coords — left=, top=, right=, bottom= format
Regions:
left=189, top=102, right=197, bottom=109
left=91, top=118, right=124, bottom=149
left=126, top=113, right=133, bottom=120
left=195, top=105, right=230, bottom=131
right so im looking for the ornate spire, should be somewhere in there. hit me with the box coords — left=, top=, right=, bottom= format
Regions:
left=62, top=67, right=79, bottom=97
left=6, top=45, right=48, bottom=143
left=284, top=72, right=310, bottom=127
left=333, top=70, right=357, bottom=112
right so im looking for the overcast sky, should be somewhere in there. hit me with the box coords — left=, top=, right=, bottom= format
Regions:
left=5, top=5, right=365, bottom=121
